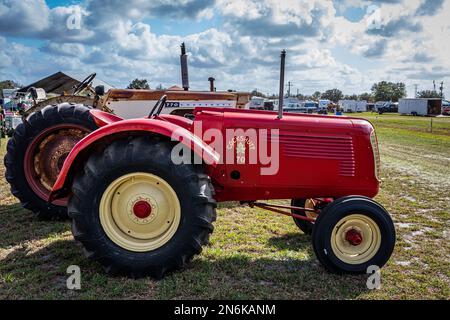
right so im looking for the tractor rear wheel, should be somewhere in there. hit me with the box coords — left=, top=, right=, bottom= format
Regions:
left=312, top=196, right=395, bottom=274
left=291, top=198, right=318, bottom=235
left=4, top=103, right=97, bottom=220
left=68, top=136, right=217, bottom=278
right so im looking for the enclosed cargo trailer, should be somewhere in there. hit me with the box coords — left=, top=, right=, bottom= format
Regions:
left=339, top=100, right=367, bottom=113
left=399, top=98, right=442, bottom=116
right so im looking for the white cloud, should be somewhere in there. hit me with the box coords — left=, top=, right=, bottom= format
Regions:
left=1, top=0, right=450, bottom=98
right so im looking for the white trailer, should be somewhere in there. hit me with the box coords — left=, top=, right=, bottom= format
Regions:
left=318, top=99, right=330, bottom=110
left=398, top=98, right=442, bottom=116
left=339, top=100, right=367, bottom=113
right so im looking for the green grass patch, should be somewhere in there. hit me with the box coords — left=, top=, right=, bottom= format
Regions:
left=0, top=113, right=449, bottom=299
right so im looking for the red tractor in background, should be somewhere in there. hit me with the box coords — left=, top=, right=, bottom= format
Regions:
left=49, top=91, right=395, bottom=278
left=4, top=43, right=250, bottom=220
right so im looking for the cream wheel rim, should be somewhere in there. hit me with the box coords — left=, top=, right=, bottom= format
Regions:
left=305, top=199, right=318, bottom=219
left=330, top=214, right=381, bottom=264
left=99, top=172, right=181, bottom=252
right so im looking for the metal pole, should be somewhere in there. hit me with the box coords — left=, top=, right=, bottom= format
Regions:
left=278, top=50, right=286, bottom=119
left=208, top=77, right=215, bottom=92
left=180, top=42, right=189, bottom=91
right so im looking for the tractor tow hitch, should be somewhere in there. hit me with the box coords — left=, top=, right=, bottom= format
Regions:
left=246, top=201, right=317, bottom=223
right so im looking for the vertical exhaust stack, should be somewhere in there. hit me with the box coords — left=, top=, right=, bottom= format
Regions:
left=278, top=50, right=286, bottom=119
left=208, top=77, right=215, bottom=92
left=180, top=42, right=189, bottom=91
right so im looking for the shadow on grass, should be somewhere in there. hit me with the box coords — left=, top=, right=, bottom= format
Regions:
left=0, top=201, right=370, bottom=299
left=0, top=235, right=370, bottom=300
left=267, top=232, right=311, bottom=251
left=0, top=203, right=70, bottom=248
left=217, top=201, right=241, bottom=209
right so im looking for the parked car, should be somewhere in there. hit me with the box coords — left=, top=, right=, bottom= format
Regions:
left=442, top=100, right=450, bottom=115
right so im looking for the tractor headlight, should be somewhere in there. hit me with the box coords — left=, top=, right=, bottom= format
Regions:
left=370, top=130, right=381, bottom=180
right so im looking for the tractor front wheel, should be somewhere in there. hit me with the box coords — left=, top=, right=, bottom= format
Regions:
left=4, top=103, right=97, bottom=220
left=68, top=136, right=216, bottom=278
left=312, top=196, right=395, bottom=274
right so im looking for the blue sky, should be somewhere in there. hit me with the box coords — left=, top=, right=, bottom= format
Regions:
left=1, top=0, right=449, bottom=97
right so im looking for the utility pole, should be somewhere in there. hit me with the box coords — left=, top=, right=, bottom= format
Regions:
left=433, top=80, right=436, bottom=92
left=440, top=81, right=444, bottom=98
left=286, top=81, right=293, bottom=98
left=414, top=84, right=418, bottom=98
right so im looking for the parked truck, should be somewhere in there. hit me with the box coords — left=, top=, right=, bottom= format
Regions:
left=398, top=98, right=442, bottom=116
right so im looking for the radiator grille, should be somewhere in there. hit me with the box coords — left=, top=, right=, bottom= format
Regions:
left=279, top=134, right=355, bottom=177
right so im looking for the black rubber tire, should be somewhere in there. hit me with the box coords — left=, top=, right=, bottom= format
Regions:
left=68, top=136, right=217, bottom=279
left=291, top=199, right=314, bottom=235
left=312, top=196, right=395, bottom=274
left=4, top=103, right=97, bottom=220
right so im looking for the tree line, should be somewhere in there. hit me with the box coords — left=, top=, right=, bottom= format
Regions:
left=252, top=81, right=445, bottom=102
left=1, top=78, right=445, bottom=102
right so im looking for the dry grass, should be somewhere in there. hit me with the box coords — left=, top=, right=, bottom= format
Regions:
left=0, top=114, right=449, bottom=299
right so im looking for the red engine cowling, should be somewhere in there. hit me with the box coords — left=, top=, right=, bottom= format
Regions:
left=192, top=108, right=380, bottom=202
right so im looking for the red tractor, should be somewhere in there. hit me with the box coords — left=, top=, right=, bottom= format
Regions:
left=49, top=94, right=396, bottom=278
left=4, top=44, right=250, bottom=221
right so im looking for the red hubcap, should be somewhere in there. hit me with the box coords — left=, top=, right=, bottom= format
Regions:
left=133, top=201, right=152, bottom=219
left=345, top=229, right=363, bottom=246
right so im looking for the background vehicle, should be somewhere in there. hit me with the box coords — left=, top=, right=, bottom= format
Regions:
left=398, top=98, right=442, bottom=116
left=339, top=100, right=367, bottom=113
left=273, top=97, right=303, bottom=112
left=441, top=100, right=450, bottom=115
left=49, top=95, right=395, bottom=279
left=3, top=110, right=22, bottom=137
left=4, top=45, right=250, bottom=220
left=318, top=99, right=330, bottom=113
left=263, top=100, right=274, bottom=110
left=304, top=101, right=318, bottom=113
left=0, top=108, right=5, bottom=138
left=248, top=96, right=265, bottom=110
left=377, top=102, right=398, bottom=114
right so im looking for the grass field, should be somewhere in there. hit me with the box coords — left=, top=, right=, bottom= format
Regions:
left=0, top=113, right=449, bottom=299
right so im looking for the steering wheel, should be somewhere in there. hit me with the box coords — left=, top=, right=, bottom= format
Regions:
left=148, top=95, right=167, bottom=118
left=73, top=73, right=97, bottom=95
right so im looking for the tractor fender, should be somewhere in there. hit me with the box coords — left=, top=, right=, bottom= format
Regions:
left=49, top=119, right=219, bottom=202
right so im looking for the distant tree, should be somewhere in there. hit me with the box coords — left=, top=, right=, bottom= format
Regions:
left=312, top=91, right=321, bottom=101
left=371, top=81, right=406, bottom=102
left=155, top=84, right=166, bottom=90
left=359, top=92, right=374, bottom=102
left=127, top=79, right=150, bottom=89
left=344, top=94, right=359, bottom=100
left=321, top=89, right=343, bottom=103
left=417, top=90, right=443, bottom=99
left=0, top=80, right=22, bottom=90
